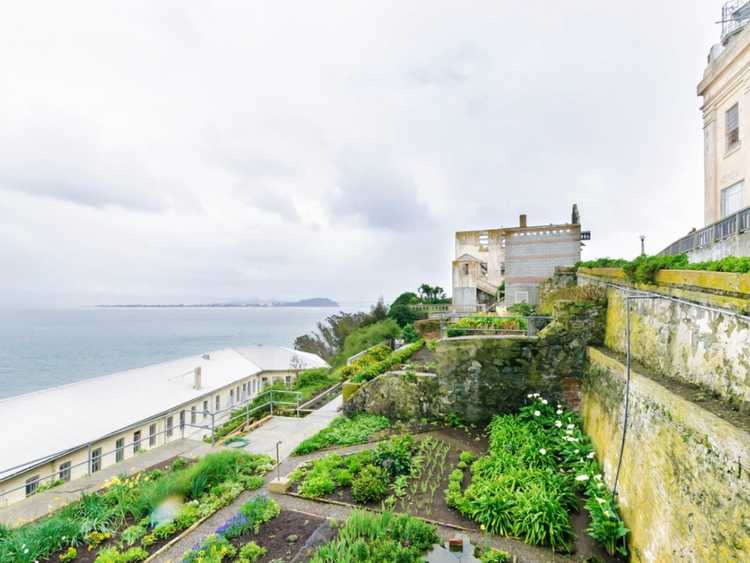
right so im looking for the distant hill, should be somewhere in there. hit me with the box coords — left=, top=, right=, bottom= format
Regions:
left=276, top=297, right=339, bottom=307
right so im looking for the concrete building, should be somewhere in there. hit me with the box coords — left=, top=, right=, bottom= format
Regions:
left=660, top=1, right=750, bottom=258
left=452, top=207, right=584, bottom=310
left=0, top=346, right=327, bottom=508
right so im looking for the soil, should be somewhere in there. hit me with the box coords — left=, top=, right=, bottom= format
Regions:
left=225, top=509, right=326, bottom=562
left=570, top=496, right=625, bottom=563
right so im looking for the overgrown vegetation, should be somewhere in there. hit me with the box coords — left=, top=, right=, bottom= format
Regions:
left=349, top=340, right=424, bottom=383
left=292, top=414, right=391, bottom=455
left=309, top=510, right=439, bottom=563
left=449, top=396, right=628, bottom=556
left=577, top=254, right=750, bottom=284
left=289, top=435, right=417, bottom=502
left=538, top=285, right=607, bottom=316
left=0, top=451, right=272, bottom=563
left=446, top=315, right=526, bottom=337
left=182, top=495, right=280, bottom=562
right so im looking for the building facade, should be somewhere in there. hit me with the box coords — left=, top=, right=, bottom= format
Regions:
left=699, top=1, right=750, bottom=225
left=0, top=346, right=327, bottom=508
left=452, top=207, right=584, bottom=311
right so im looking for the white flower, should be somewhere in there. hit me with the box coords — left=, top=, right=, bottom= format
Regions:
left=554, top=420, right=562, bottom=428
left=541, top=399, right=548, bottom=405
left=594, top=474, right=603, bottom=480
left=574, top=449, right=579, bottom=454
left=604, top=510, right=612, bottom=518
left=575, top=474, right=590, bottom=482
left=24, top=549, right=29, bottom=554
left=539, top=448, right=547, bottom=455
left=566, top=430, right=573, bottom=435
left=533, top=410, right=541, bottom=417
left=587, top=452, right=595, bottom=459
left=527, top=393, right=533, bottom=399
left=567, top=424, right=575, bottom=429
left=596, top=497, right=605, bottom=503
left=556, top=409, right=562, bottom=415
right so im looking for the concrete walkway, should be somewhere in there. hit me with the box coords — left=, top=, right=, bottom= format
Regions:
left=0, top=438, right=213, bottom=528
left=239, top=395, right=342, bottom=462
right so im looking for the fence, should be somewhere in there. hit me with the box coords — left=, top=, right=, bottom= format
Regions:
left=0, top=388, right=303, bottom=506
left=441, top=315, right=552, bottom=338
left=660, top=206, right=750, bottom=256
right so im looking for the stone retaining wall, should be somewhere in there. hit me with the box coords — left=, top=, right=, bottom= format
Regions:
left=583, top=347, right=750, bottom=562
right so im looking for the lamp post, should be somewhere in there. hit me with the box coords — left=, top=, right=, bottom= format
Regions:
left=640, top=235, right=646, bottom=256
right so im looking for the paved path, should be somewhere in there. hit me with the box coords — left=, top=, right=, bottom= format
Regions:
left=0, top=438, right=213, bottom=527
left=153, top=395, right=342, bottom=562
left=239, top=395, right=342, bottom=462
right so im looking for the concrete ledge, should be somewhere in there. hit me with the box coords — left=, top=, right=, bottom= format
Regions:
left=268, top=477, right=291, bottom=493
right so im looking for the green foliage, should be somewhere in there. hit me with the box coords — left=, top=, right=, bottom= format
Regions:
left=292, top=414, right=390, bottom=455
left=402, top=323, right=419, bottom=343
left=238, top=495, right=281, bottom=533
left=338, top=344, right=392, bottom=379
left=95, top=546, right=149, bottom=563
left=350, top=340, right=425, bottom=383
left=59, top=547, right=77, bottom=563
left=538, top=285, right=606, bottom=316
left=351, top=465, right=389, bottom=503
left=391, top=292, right=420, bottom=307
left=507, top=303, right=536, bottom=316
left=387, top=304, right=423, bottom=328
left=174, top=503, right=200, bottom=530
left=120, top=524, right=147, bottom=546
left=479, top=547, right=512, bottom=562
left=309, top=510, right=439, bottom=563
left=446, top=315, right=526, bottom=337
left=237, top=541, right=267, bottom=563
left=333, top=319, right=402, bottom=366
left=452, top=395, right=628, bottom=555
left=373, top=434, right=415, bottom=478
left=182, top=534, right=237, bottom=563
left=577, top=254, right=750, bottom=284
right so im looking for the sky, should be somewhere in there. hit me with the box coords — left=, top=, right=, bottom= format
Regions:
left=0, top=1, right=723, bottom=307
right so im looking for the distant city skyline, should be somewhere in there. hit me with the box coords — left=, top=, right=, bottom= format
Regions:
left=0, top=1, right=721, bottom=306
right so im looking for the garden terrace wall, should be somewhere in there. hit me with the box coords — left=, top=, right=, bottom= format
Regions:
left=583, top=347, right=750, bottom=562
left=346, top=299, right=605, bottom=423
left=578, top=268, right=750, bottom=412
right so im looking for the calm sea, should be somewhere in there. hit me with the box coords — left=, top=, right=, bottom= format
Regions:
left=0, top=307, right=349, bottom=399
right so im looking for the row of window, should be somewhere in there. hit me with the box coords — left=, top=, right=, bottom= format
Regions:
left=22, top=374, right=286, bottom=497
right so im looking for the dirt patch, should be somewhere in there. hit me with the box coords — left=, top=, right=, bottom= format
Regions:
left=225, top=509, right=326, bottom=563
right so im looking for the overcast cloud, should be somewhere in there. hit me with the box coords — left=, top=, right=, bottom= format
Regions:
left=0, top=1, right=721, bottom=306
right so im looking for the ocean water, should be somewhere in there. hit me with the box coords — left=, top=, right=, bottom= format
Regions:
left=0, top=307, right=347, bottom=399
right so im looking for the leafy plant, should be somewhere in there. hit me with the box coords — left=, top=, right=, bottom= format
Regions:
left=182, top=534, right=237, bottom=563
left=446, top=316, right=526, bottom=337
left=479, top=547, right=512, bottom=562
left=95, top=546, right=149, bottom=563
left=292, top=414, right=390, bottom=455
left=351, top=465, right=388, bottom=503
left=237, top=541, right=267, bottom=563
left=59, top=546, right=77, bottom=563
left=120, top=524, right=146, bottom=546
left=349, top=340, right=425, bottom=383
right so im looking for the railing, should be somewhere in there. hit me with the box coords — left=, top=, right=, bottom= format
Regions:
left=441, top=315, right=552, bottom=338
left=659, top=206, right=750, bottom=256
left=0, top=388, right=302, bottom=505
left=408, top=303, right=452, bottom=313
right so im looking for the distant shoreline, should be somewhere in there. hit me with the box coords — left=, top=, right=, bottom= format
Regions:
left=96, top=297, right=339, bottom=308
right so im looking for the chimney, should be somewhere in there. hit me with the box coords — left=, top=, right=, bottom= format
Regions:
left=193, top=366, right=202, bottom=390
left=519, top=214, right=527, bottom=228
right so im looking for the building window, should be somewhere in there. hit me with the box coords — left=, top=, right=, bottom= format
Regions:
left=479, top=231, right=489, bottom=248
left=91, top=448, right=102, bottom=473
left=721, top=181, right=744, bottom=218
left=166, top=416, right=174, bottom=438
left=262, top=377, right=269, bottom=389
left=462, top=263, right=469, bottom=275
left=133, top=430, right=142, bottom=453
left=203, top=400, right=209, bottom=420
left=191, top=406, right=197, bottom=425
left=59, top=461, right=71, bottom=482
left=115, top=438, right=125, bottom=462
left=215, top=395, right=220, bottom=411
left=149, top=423, right=157, bottom=446
left=285, top=375, right=292, bottom=387
left=727, top=103, right=740, bottom=151
left=25, top=475, right=39, bottom=497
left=230, top=389, right=234, bottom=405
left=179, top=410, right=185, bottom=430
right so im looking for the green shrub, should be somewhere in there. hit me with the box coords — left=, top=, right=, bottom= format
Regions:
left=140, top=534, right=156, bottom=548
left=60, top=547, right=77, bottom=563
left=237, top=541, right=267, bottom=563
left=507, top=303, right=535, bottom=316
left=334, top=319, right=402, bottom=366
left=402, top=324, right=419, bottom=343
left=152, top=522, right=176, bottom=540
left=480, top=547, right=512, bottom=562
left=292, top=414, right=390, bottom=455
left=174, top=503, right=200, bottom=530
left=350, top=340, right=425, bottom=383
left=310, top=511, right=438, bottom=563
left=446, top=316, right=526, bottom=337
left=120, top=524, right=147, bottom=546
left=351, top=465, right=388, bottom=503
left=239, top=495, right=281, bottom=532
left=373, top=434, right=416, bottom=478
left=95, top=546, right=149, bottom=563
left=182, top=534, right=237, bottom=562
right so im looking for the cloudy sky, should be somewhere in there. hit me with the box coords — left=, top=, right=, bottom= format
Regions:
left=0, top=1, right=721, bottom=306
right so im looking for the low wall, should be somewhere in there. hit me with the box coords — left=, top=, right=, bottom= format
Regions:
left=578, top=268, right=750, bottom=412
left=345, top=299, right=605, bottom=424
left=583, top=347, right=750, bottom=562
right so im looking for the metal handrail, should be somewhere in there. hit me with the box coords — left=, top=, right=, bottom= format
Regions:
left=0, top=387, right=304, bottom=504
left=660, top=205, right=750, bottom=256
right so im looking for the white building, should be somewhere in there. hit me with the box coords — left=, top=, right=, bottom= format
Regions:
left=0, top=346, right=327, bottom=508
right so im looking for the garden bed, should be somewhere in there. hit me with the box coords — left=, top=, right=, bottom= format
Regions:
left=1, top=451, right=273, bottom=563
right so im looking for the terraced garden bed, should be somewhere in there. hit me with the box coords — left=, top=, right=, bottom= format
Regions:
left=0, top=451, right=273, bottom=563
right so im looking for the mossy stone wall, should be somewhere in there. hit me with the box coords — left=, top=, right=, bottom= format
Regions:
left=583, top=347, right=750, bottom=562
left=579, top=274, right=750, bottom=412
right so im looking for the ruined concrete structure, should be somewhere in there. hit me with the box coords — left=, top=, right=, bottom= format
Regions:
left=452, top=206, right=584, bottom=310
